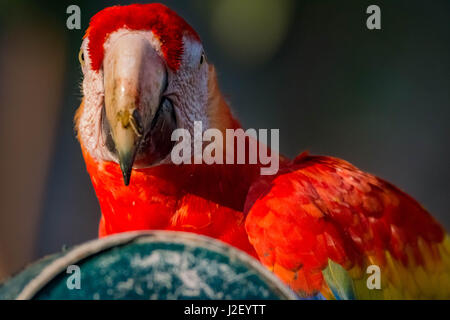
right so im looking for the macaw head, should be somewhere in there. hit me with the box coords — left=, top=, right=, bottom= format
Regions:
left=76, top=3, right=236, bottom=185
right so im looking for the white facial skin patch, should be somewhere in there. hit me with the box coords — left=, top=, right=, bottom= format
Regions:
left=78, top=28, right=210, bottom=166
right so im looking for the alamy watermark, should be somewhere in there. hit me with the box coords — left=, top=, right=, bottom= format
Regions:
left=366, top=5, right=381, bottom=30
left=170, top=121, right=280, bottom=176
left=66, top=265, right=81, bottom=290
left=366, top=264, right=381, bottom=290
left=66, top=5, right=81, bottom=30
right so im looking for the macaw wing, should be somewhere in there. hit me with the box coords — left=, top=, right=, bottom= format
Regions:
left=244, top=153, right=450, bottom=299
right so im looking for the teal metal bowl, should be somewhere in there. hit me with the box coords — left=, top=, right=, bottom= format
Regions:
left=0, top=231, right=296, bottom=300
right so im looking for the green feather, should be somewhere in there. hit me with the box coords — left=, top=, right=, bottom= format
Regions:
left=323, top=259, right=356, bottom=300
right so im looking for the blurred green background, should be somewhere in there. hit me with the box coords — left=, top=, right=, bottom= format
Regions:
left=0, top=0, right=449, bottom=280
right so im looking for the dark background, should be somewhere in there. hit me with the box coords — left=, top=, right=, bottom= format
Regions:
left=0, top=0, right=448, bottom=280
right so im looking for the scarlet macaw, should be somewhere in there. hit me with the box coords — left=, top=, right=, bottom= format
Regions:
left=75, top=4, right=450, bottom=299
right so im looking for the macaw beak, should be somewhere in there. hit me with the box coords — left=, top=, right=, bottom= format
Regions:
left=103, top=33, right=167, bottom=185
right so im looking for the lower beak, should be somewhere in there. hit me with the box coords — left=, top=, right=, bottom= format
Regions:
left=103, top=33, right=167, bottom=185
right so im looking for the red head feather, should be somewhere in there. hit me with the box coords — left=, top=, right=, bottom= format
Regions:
left=85, top=3, right=200, bottom=72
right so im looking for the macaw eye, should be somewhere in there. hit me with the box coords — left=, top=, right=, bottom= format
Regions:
left=200, top=52, right=205, bottom=65
left=78, top=49, right=85, bottom=65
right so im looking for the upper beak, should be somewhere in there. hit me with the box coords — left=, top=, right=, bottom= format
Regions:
left=103, top=33, right=167, bottom=185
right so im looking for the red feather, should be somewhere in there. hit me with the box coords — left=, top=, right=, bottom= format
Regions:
left=85, top=3, right=200, bottom=72
left=81, top=147, right=260, bottom=257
